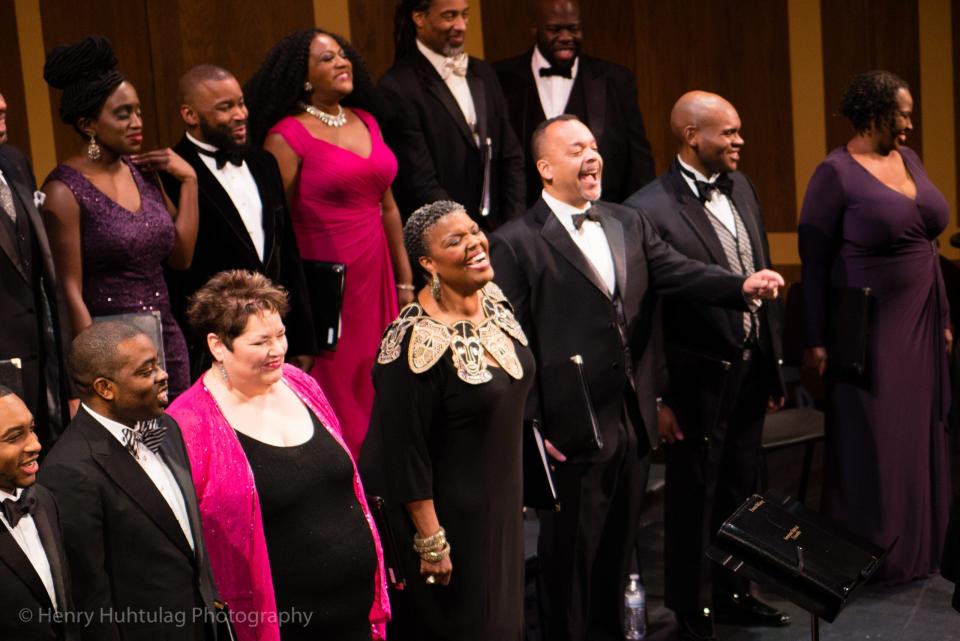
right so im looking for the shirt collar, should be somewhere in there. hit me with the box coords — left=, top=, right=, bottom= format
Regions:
left=417, top=39, right=465, bottom=77
left=185, top=131, right=219, bottom=153
left=542, top=189, right=591, bottom=229
left=677, top=155, right=720, bottom=197
left=531, top=46, right=579, bottom=79
left=82, top=403, right=136, bottom=450
left=0, top=487, right=22, bottom=502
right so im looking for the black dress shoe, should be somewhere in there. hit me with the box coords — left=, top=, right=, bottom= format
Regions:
left=712, top=592, right=791, bottom=627
left=676, top=613, right=718, bottom=641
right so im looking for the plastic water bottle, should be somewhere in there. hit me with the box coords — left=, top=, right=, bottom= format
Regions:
left=624, top=573, right=646, bottom=640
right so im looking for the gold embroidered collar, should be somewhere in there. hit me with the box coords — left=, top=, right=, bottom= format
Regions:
left=377, top=282, right=528, bottom=385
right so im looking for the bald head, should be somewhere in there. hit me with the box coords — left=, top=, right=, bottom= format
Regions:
left=671, top=90, right=743, bottom=176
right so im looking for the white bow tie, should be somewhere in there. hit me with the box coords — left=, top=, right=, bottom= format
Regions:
left=440, top=53, right=468, bottom=80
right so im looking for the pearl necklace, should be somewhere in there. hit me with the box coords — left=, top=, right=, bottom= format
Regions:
left=299, top=101, right=347, bottom=128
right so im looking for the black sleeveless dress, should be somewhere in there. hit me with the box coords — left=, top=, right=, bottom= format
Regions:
left=237, top=410, right=377, bottom=640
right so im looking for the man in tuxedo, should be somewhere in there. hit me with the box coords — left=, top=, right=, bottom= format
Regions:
left=0, top=387, right=75, bottom=641
left=494, top=0, right=655, bottom=206
left=380, top=0, right=525, bottom=228
left=0, top=92, right=71, bottom=449
left=490, top=114, right=783, bottom=641
left=624, top=91, right=789, bottom=641
left=163, top=65, right=316, bottom=376
left=41, top=322, right=219, bottom=640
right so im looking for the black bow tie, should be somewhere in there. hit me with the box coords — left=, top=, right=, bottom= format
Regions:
left=194, top=145, right=244, bottom=169
left=571, top=209, right=600, bottom=230
left=680, top=166, right=734, bottom=203
left=539, top=66, right=573, bottom=79
left=122, top=420, right=168, bottom=458
left=2, top=486, right=37, bottom=528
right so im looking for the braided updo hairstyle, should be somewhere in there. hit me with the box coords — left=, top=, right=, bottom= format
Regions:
left=403, top=200, right=466, bottom=283
left=839, top=70, right=909, bottom=135
left=43, top=36, right=125, bottom=134
left=244, top=28, right=379, bottom=147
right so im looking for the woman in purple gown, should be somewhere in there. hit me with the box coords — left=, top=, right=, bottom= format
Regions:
left=245, top=29, right=413, bottom=458
left=40, top=37, right=198, bottom=397
left=799, top=70, right=951, bottom=583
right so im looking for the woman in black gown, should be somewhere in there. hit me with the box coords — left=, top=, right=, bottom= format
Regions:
left=365, top=200, right=534, bottom=640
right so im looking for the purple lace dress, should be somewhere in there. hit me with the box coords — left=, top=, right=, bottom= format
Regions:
left=45, top=159, right=190, bottom=397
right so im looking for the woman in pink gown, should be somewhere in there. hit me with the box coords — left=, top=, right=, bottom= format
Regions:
left=246, top=29, right=413, bottom=458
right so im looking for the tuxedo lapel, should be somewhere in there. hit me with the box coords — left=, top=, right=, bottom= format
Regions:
left=0, top=527, right=52, bottom=608
left=246, top=155, right=278, bottom=267
left=0, top=154, right=28, bottom=282
left=537, top=200, right=612, bottom=299
left=597, top=204, right=628, bottom=298
left=468, top=68, right=488, bottom=143
left=79, top=410, right=194, bottom=559
left=415, top=53, right=477, bottom=147
left=665, top=163, right=730, bottom=268
left=157, top=428, right=206, bottom=570
left=578, top=61, right=607, bottom=142
left=31, top=496, right=67, bottom=611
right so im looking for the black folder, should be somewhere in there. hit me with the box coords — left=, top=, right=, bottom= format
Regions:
left=543, top=354, right=604, bottom=457
left=302, top=260, right=346, bottom=351
left=826, top=286, right=874, bottom=381
left=366, top=495, right=407, bottom=591
left=522, top=419, right=560, bottom=511
left=707, top=490, right=890, bottom=622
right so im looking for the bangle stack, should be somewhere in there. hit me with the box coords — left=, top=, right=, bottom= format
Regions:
left=413, top=527, right=451, bottom=563
left=396, top=283, right=415, bottom=291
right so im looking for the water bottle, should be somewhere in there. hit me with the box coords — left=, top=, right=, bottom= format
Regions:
left=624, top=573, right=646, bottom=640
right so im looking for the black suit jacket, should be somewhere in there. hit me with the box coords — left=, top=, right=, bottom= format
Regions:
left=40, top=408, right=218, bottom=641
left=624, top=161, right=786, bottom=433
left=0, top=145, right=70, bottom=446
left=0, top=484, right=77, bottom=641
left=493, top=50, right=655, bottom=206
left=162, top=136, right=317, bottom=370
left=490, top=198, right=747, bottom=460
left=379, top=50, right=525, bottom=228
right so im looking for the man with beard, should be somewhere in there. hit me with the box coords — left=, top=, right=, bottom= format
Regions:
left=625, top=91, right=789, bottom=641
left=380, top=0, right=525, bottom=229
left=40, top=321, right=219, bottom=640
left=494, top=0, right=655, bottom=205
left=163, top=65, right=316, bottom=376
left=490, top=115, right=784, bottom=641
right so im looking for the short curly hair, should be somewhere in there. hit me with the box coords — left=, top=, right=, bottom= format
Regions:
left=839, top=70, right=909, bottom=134
left=186, top=270, right=290, bottom=350
left=403, top=200, right=466, bottom=282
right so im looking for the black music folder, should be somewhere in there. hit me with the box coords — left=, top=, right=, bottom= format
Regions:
left=542, top=354, right=603, bottom=457
left=827, top=286, right=874, bottom=381
left=302, top=260, right=346, bottom=351
left=523, top=419, right=560, bottom=511
left=366, top=495, right=407, bottom=591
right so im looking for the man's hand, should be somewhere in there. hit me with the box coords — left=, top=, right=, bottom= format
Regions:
left=658, top=403, right=684, bottom=444
left=767, top=396, right=786, bottom=412
left=742, top=269, right=785, bottom=300
left=544, top=439, right=567, bottom=462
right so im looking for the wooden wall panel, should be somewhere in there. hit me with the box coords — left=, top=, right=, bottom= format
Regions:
left=39, top=0, right=160, bottom=167
left=145, top=0, right=314, bottom=147
left=0, top=1, right=31, bottom=157
left=349, top=0, right=398, bottom=81
left=634, top=0, right=797, bottom=232
left=954, top=0, right=960, bottom=226
left=820, top=0, right=922, bottom=157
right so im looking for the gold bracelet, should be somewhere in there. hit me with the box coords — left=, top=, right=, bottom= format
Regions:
left=418, top=540, right=451, bottom=563
left=413, top=527, right=447, bottom=553
left=396, top=283, right=415, bottom=291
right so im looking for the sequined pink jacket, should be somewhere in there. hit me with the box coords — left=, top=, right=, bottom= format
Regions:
left=168, top=364, right=390, bottom=641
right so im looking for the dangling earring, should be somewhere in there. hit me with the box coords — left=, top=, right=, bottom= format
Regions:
left=87, top=133, right=102, bottom=161
left=430, top=273, right=442, bottom=302
left=217, top=361, right=229, bottom=382
left=303, top=81, right=313, bottom=93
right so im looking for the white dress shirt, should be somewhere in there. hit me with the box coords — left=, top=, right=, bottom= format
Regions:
left=542, top=189, right=616, bottom=295
left=0, top=487, right=57, bottom=608
left=186, top=132, right=265, bottom=261
left=677, top=156, right=738, bottom=238
left=417, top=39, right=479, bottom=146
left=82, top=404, right=195, bottom=551
left=531, top=47, right=579, bottom=119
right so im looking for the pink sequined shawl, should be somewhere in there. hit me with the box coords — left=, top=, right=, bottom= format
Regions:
left=168, top=364, right=390, bottom=640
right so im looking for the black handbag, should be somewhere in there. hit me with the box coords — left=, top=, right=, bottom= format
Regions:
left=826, top=286, right=874, bottom=381
left=706, top=490, right=891, bottom=622
left=366, top=495, right=407, bottom=591
left=522, top=419, right=560, bottom=511
left=301, top=260, right=346, bottom=351
left=541, top=354, right=603, bottom=457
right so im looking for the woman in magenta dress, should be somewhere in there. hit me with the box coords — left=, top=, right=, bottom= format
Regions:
left=799, top=70, right=951, bottom=583
left=246, top=29, right=412, bottom=458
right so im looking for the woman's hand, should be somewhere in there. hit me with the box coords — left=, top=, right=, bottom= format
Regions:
left=397, top=287, right=415, bottom=307
left=420, top=555, right=453, bottom=586
left=131, top=148, right=197, bottom=183
left=803, top=346, right=827, bottom=377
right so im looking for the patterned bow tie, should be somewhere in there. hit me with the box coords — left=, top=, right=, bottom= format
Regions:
left=194, top=144, right=244, bottom=170
left=539, top=66, right=573, bottom=79
left=2, top=486, right=37, bottom=528
left=122, top=420, right=168, bottom=457
left=440, top=53, right=468, bottom=80
left=680, top=166, right=734, bottom=203
left=571, top=209, right=600, bottom=230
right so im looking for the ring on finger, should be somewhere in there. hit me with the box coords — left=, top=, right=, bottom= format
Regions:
left=425, top=574, right=437, bottom=585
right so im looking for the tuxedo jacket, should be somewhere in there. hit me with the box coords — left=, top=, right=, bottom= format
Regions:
left=624, top=161, right=785, bottom=434
left=379, top=50, right=525, bottom=228
left=0, top=484, right=77, bottom=641
left=40, top=408, right=218, bottom=641
left=162, top=137, right=317, bottom=368
left=0, top=145, right=70, bottom=446
left=490, top=198, right=747, bottom=460
left=493, top=50, right=655, bottom=206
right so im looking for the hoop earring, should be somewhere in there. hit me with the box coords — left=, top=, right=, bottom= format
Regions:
left=430, top=273, right=442, bottom=302
left=303, top=81, right=313, bottom=93
left=87, top=133, right=102, bottom=161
